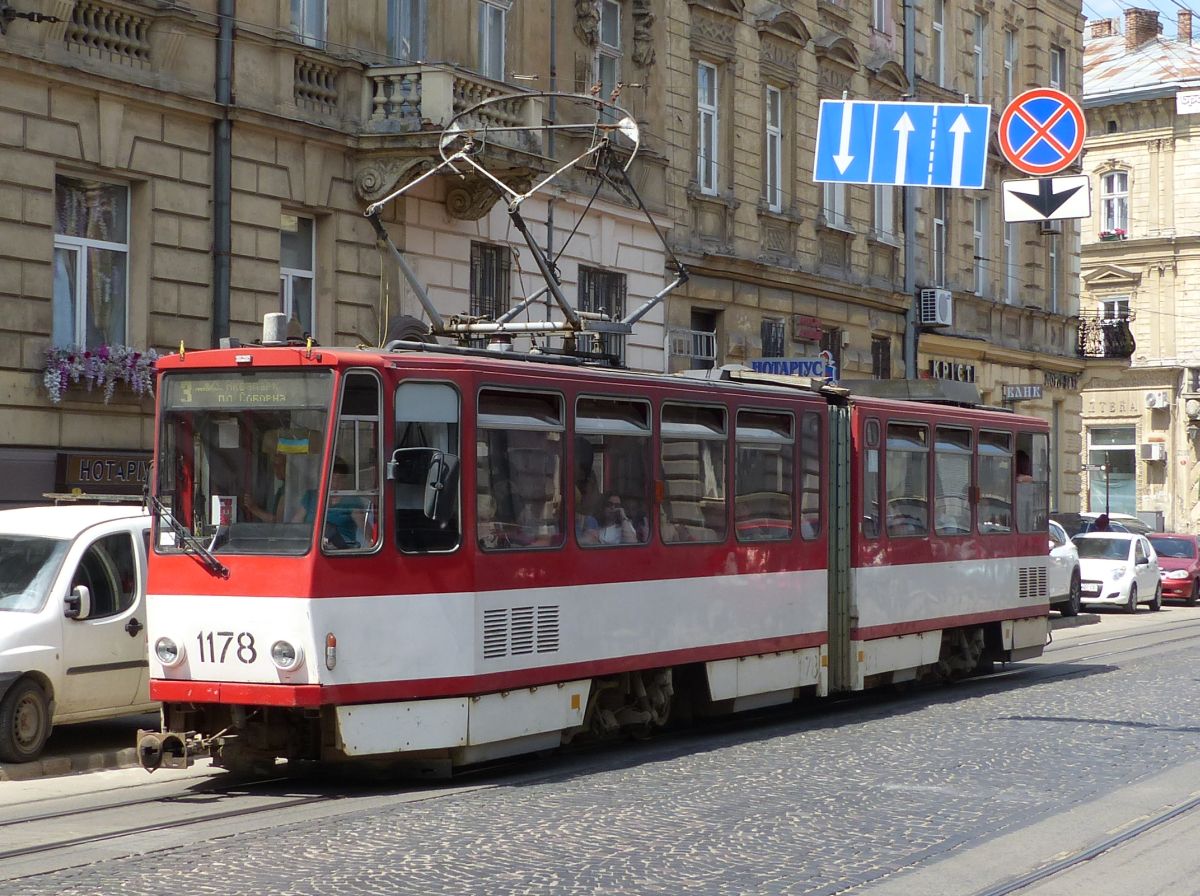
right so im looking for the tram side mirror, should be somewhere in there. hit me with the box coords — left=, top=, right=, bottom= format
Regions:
left=424, top=452, right=459, bottom=524
left=64, top=584, right=92, bottom=620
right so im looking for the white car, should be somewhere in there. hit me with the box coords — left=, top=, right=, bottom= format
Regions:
left=1047, top=520, right=1082, bottom=617
left=1075, top=532, right=1162, bottom=614
left=0, top=504, right=154, bottom=762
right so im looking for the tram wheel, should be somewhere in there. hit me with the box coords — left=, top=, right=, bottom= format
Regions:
left=0, top=678, right=51, bottom=763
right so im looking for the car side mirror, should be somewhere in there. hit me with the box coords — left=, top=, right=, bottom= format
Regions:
left=64, top=584, right=92, bottom=620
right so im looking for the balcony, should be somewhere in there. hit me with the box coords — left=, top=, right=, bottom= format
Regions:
left=1077, top=311, right=1136, bottom=360
left=355, top=64, right=544, bottom=217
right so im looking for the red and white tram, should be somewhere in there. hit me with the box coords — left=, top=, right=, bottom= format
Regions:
left=137, top=341, right=1051, bottom=774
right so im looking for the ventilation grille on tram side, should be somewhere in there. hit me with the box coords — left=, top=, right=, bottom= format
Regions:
left=483, top=605, right=561, bottom=659
left=1018, top=566, right=1047, bottom=601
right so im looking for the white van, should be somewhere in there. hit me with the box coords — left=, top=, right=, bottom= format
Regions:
left=0, top=504, right=155, bottom=762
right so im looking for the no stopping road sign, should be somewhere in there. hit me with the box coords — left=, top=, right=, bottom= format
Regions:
left=998, top=88, right=1086, bottom=176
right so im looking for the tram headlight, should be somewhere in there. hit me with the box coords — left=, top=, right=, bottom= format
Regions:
left=270, top=640, right=303, bottom=671
left=155, top=637, right=184, bottom=668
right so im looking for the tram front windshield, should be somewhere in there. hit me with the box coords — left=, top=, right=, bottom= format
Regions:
left=156, top=370, right=333, bottom=555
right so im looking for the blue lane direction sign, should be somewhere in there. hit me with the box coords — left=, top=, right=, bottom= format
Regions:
left=814, top=100, right=991, bottom=189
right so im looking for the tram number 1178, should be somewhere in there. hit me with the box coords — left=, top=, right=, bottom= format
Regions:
left=196, top=631, right=258, bottom=664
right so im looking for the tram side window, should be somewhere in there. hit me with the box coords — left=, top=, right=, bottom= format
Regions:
left=326, top=372, right=383, bottom=552
left=477, top=390, right=564, bottom=550
left=886, top=422, right=929, bottom=537
left=978, top=430, right=1013, bottom=534
left=799, top=411, right=822, bottom=539
left=735, top=410, right=794, bottom=542
left=575, top=397, right=652, bottom=547
left=1016, top=431, right=1049, bottom=533
left=934, top=427, right=972, bottom=536
left=393, top=381, right=461, bottom=553
left=863, top=419, right=881, bottom=539
left=661, top=404, right=727, bottom=544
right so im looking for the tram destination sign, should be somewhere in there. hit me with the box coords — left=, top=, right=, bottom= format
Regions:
left=162, top=370, right=332, bottom=410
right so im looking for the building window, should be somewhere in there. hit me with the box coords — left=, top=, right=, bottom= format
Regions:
left=388, top=0, right=425, bottom=61
left=1087, top=426, right=1136, bottom=515
left=764, top=85, right=783, bottom=213
left=872, top=0, right=889, bottom=33
left=1003, top=221, right=1018, bottom=304
left=761, top=318, right=785, bottom=358
left=874, top=185, right=896, bottom=241
left=1099, top=295, right=1130, bottom=320
left=470, top=242, right=511, bottom=337
left=1048, top=233, right=1060, bottom=313
left=931, top=0, right=945, bottom=87
left=820, top=328, right=843, bottom=377
left=871, top=336, right=891, bottom=379
left=824, top=182, right=848, bottom=230
left=697, top=61, right=719, bottom=195
left=932, top=189, right=947, bottom=287
left=596, top=0, right=621, bottom=103
left=478, top=0, right=509, bottom=81
left=578, top=266, right=627, bottom=360
left=1101, top=171, right=1129, bottom=235
left=972, top=12, right=987, bottom=102
left=290, top=0, right=326, bottom=48
left=1003, top=28, right=1017, bottom=103
left=280, top=214, right=316, bottom=338
left=973, top=196, right=988, bottom=296
left=53, top=175, right=129, bottom=350
left=1049, top=44, right=1066, bottom=90
left=686, top=308, right=719, bottom=370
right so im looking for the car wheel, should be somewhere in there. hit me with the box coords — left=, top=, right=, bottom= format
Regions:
left=1189, top=581, right=1199, bottom=607
left=1125, top=583, right=1139, bottom=615
left=0, top=678, right=51, bottom=763
left=1150, top=584, right=1162, bottom=612
left=1060, top=571, right=1081, bottom=617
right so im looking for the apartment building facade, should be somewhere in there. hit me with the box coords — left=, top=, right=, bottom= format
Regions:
left=659, top=0, right=1090, bottom=511
left=1081, top=8, right=1200, bottom=530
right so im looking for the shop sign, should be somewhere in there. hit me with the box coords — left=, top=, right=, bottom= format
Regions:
left=792, top=315, right=823, bottom=343
left=1043, top=371, right=1078, bottom=391
left=1002, top=384, right=1043, bottom=401
left=928, top=359, right=976, bottom=383
left=1083, top=391, right=1141, bottom=417
left=56, top=451, right=152, bottom=496
left=751, top=354, right=838, bottom=379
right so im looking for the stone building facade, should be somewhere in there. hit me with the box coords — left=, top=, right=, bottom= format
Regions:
left=658, top=0, right=1088, bottom=512
left=1081, top=8, right=1200, bottom=530
left=0, top=0, right=1087, bottom=510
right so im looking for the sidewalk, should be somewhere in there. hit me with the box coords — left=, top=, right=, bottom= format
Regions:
left=0, top=711, right=157, bottom=782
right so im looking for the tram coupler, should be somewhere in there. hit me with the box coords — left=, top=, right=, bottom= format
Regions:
left=137, top=728, right=199, bottom=772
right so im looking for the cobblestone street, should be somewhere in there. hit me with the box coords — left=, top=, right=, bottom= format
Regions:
left=15, top=631, right=1200, bottom=896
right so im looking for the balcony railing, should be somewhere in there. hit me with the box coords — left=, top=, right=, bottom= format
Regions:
left=1077, top=311, right=1136, bottom=359
left=668, top=328, right=717, bottom=363
left=363, top=64, right=542, bottom=155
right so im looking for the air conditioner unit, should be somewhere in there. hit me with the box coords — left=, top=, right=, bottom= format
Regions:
left=1140, top=443, right=1167, bottom=462
left=918, top=288, right=953, bottom=327
left=1145, top=390, right=1169, bottom=409
left=1039, top=219, right=1063, bottom=235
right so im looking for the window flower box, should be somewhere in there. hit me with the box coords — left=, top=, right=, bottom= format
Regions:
left=1099, top=229, right=1127, bottom=241
left=43, top=344, right=158, bottom=404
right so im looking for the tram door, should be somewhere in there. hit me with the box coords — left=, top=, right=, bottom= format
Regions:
left=392, top=381, right=461, bottom=553
left=825, top=403, right=853, bottom=693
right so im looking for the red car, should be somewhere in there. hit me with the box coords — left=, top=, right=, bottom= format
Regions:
left=1149, top=534, right=1200, bottom=605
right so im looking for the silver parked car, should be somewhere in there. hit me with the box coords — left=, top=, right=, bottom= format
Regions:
left=1075, top=532, right=1162, bottom=614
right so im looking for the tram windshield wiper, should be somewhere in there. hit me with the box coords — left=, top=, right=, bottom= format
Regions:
left=144, top=492, right=229, bottom=579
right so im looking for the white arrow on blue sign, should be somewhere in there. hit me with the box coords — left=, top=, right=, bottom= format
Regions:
left=813, top=99, right=992, bottom=189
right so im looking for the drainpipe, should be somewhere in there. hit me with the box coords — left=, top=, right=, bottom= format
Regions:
left=212, top=0, right=234, bottom=346
left=902, top=0, right=917, bottom=378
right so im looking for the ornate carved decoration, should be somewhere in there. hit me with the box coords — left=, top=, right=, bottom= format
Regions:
left=690, top=10, right=737, bottom=60
left=760, top=39, right=800, bottom=82
left=865, top=57, right=908, bottom=96
left=354, top=158, right=434, bottom=204
left=574, top=0, right=599, bottom=47
left=813, top=34, right=860, bottom=72
left=631, top=0, right=656, bottom=68
left=355, top=157, right=532, bottom=220
left=755, top=9, right=811, bottom=47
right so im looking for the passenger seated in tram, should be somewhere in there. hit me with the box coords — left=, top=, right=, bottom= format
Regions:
left=578, top=492, right=638, bottom=545
left=319, top=459, right=369, bottom=549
